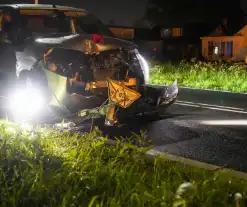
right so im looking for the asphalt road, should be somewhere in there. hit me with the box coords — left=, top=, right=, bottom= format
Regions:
left=149, top=103, right=247, bottom=172
left=97, top=99, right=247, bottom=173
left=150, top=85, right=247, bottom=110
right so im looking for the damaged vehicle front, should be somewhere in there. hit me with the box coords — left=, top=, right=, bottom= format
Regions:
left=0, top=4, right=178, bottom=126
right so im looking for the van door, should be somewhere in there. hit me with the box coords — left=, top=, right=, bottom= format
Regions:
left=0, top=10, right=4, bottom=36
left=0, top=10, right=17, bottom=96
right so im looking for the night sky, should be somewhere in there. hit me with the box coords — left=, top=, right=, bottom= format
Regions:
left=1, top=0, right=247, bottom=26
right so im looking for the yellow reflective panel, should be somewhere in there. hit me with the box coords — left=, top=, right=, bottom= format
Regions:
left=125, top=78, right=136, bottom=86
left=85, top=78, right=137, bottom=91
left=107, top=78, right=141, bottom=108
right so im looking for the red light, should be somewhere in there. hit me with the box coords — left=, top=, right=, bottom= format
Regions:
left=153, top=48, right=157, bottom=51
left=92, top=34, right=104, bottom=44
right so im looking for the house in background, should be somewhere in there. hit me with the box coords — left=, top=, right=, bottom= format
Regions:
left=107, top=20, right=166, bottom=61
left=108, top=19, right=159, bottom=41
left=154, top=21, right=215, bottom=61
left=200, top=19, right=247, bottom=62
left=130, top=18, right=215, bottom=62
left=107, top=20, right=217, bottom=62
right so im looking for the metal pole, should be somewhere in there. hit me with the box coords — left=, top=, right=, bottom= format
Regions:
left=35, top=0, right=38, bottom=4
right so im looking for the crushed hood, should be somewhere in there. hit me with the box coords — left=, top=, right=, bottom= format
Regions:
left=16, top=33, right=138, bottom=76
left=34, top=33, right=138, bottom=53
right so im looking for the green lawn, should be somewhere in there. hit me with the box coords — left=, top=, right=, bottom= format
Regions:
left=0, top=121, right=247, bottom=206
left=149, top=60, right=247, bottom=93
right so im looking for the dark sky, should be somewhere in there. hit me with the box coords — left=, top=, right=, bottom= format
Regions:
left=75, top=0, right=148, bottom=26
left=2, top=0, right=247, bottom=26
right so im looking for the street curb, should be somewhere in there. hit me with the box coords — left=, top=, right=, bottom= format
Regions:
left=105, top=139, right=247, bottom=180
left=146, top=149, right=247, bottom=180
left=149, top=84, right=247, bottom=95
left=146, top=149, right=220, bottom=171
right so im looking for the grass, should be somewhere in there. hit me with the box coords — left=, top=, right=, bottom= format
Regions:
left=149, top=59, right=247, bottom=93
left=0, top=121, right=247, bottom=206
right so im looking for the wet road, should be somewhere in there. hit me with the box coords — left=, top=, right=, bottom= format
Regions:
left=149, top=103, right=247, bottom=172
left=97, top=100, right=247, bottom=172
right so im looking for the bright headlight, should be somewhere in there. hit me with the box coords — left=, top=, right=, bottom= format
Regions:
left=10, top=88, right=45, bottom=119
left=136, top=52, right=150, bottom=84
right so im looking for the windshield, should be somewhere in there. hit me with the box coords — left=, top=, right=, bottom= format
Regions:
left=19, top=10, right=115, bottom=38
left=21, top=15, right=71, bottom=38
left=73, top=14, right=114, bottom=37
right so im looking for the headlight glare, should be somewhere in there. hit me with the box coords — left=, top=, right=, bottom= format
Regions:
left=136, top=52, right=150, bottom=84
left=9, top=88, right=45, bottom=119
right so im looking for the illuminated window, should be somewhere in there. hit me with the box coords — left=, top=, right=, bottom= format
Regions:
left=214, top=46, right=219, bottom=55
left=172, top=28, right=182, bottom=37
left=161, top=28, right=171, bottom=37
left=214, top=41, right=219, bottom=55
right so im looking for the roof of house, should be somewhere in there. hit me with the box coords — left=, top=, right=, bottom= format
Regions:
left=208, top=22, right=245, bottom=37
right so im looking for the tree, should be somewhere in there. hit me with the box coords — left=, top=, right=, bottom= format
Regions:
left=132, top=18, right=156, bottom=29
left=109, top=19, right=115, bottom=26
left=144, top=0, right=244, bottom=27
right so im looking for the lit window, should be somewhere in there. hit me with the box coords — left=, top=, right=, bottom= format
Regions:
left=172, top=28, right=182, bottom=37
left=160, top=28, right=171, bottom=37
left=214, top=41, right=219, bottom=55
left=214, top=46, right=219, bottom=55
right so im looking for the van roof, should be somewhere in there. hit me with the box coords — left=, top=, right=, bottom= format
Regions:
left=0, top=4, right=88, bottom=13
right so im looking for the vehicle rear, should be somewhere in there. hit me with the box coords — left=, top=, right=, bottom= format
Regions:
left=0, top=4, right=178, bottom=125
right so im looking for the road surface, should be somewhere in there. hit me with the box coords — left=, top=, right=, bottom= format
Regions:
left=97, top=99, right=247, bottom=173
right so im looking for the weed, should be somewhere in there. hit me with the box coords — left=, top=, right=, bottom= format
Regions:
left=150, top=61, right=247, bottom=92
left=0, top=122, right=246, bottom=206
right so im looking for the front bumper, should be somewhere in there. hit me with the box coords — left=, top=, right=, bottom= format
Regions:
left=78, top=78, right=178, bottom=126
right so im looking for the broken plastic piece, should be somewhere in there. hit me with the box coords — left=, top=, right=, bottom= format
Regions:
left=157, top=79, right=178, bottom=106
